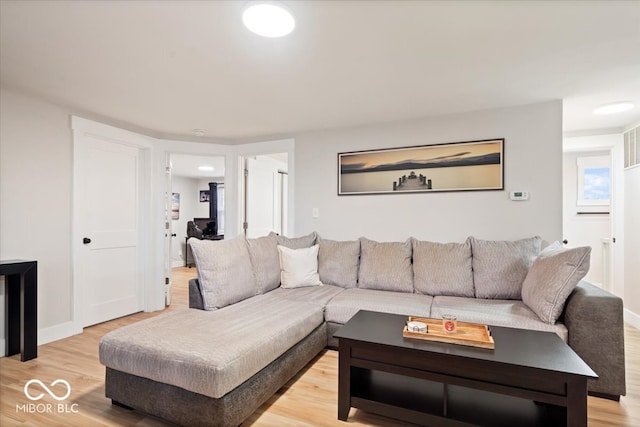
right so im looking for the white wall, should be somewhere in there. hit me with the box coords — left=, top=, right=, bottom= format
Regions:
left=624, top=159, right=640, bottom=327
left=294, top=101, right=563, bottom=243
left=0, top=86, right=74, bottom=350
left=0, top=87, right=240, bottom=349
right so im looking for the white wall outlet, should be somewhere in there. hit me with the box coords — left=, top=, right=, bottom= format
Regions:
left=312, top=208, right=319, bottom=218
left=510, top=190, right=529, bottom=201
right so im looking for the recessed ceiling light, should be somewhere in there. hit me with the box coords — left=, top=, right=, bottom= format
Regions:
left=198, top=166, right=214, bottom=171
left=242, top=2, right=295, bottom=38
left=593, top=102, right=635, bottom=115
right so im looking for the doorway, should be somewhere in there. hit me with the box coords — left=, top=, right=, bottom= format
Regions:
left=242, top=153, right=289, bottom=238
left=562, top=149, right=613, bottom=289
left=167, top=153, right=225, bottom=302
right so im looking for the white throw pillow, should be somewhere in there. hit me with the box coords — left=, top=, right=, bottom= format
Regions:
left=277, top=244, right=322, bottom=289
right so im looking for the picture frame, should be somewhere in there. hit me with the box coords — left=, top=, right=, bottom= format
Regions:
left=199, top=190, right=210, bottom=202
left=338, top=138, right=504, bottom=195
left=171, top=193, right=180, bottom=220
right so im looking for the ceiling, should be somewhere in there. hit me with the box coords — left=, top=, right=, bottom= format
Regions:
left=1, top=1, right=639, bottom=141
left=171, top=154, right=225, bottom=179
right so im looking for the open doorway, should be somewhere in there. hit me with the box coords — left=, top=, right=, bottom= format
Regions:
left=563, top=133, right=625, bottom=299
left=167, top=153, right=225, bottom=303
left=170, top=154, right=225, bottom=266
left=241, top=153, right=289, bottom=238
left=563, top=150, right=612, bottom=288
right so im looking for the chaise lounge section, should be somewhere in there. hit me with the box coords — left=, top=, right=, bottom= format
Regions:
left=100, top=232, right=626, bottom=426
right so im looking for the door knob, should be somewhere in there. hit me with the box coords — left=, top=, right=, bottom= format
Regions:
left=83, top=237, right=92, bottom=244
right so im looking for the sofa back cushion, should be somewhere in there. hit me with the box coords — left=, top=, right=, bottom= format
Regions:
left=276, top=232, right=317, bottom=249
left=246, top=232, right=280, bottom=294
left=470, top=236, right=541, bottom=299
left=412, top=238, right=474, bottom=297
left=189, top=236, right=256, bottom=310
left=358, top=238, right=413, bottom=292
left=318, top=238, right=360, bottom=288
left=522, top=241, right=591, bottom=324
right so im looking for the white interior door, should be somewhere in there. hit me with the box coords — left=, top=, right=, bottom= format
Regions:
left=78, top=136, right=143, bottom=326
left=245, top=157, right=276, bottom=238
left=164, top=154, right=173, bottom=306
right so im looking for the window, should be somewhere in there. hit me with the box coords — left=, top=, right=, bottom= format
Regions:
left=577, top=155, right=610, bottom=207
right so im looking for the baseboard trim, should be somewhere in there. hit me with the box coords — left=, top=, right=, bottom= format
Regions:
left=171, top=260, right=185, bottom=269
left=624, top=308, right=640, bottom=330
left=0, top=322, right=82, bottom=357
left=38, top=321, right=83, bottom=346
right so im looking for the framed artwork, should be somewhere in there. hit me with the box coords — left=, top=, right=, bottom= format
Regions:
left=338, top=138, right=504, bottom=195
left=199, top=190, right=210, bottom=202
left=171, top=193, right=180, bottom=220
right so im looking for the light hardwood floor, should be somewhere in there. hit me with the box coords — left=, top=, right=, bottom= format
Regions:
left=1, top=267, right=638, bottom=426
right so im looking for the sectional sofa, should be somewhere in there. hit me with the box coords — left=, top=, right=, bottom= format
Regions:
left=99, top=232, right=626, bottom=427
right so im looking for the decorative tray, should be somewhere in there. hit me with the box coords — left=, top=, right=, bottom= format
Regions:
left=402, top=316, right=495, bottom=349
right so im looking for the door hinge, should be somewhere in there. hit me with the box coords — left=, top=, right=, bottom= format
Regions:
left=243, top=222, right=248, bottom=230
left=165, top=277, right=170, bottom=285
left=244, top=169, right=249, bottom=177
left=165, top=166, right=171, bottom=173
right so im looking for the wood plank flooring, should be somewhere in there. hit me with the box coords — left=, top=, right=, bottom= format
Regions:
left=1, top=267, right=638, bottom=426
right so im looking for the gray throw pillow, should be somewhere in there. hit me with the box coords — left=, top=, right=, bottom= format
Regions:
left=470, top=236, right=542, bottom=299
left=246, top=233, right=280, bottom=294
left=358, top=237, right=413, bottom=293
left=318, top=238, right=360, bottom=288
left=412, top=238, right=474, bottom=297
left=276, top=232, right=317, bottom=249
left=522, top=241, right=591, bottom=324
left=189, top=236, right=256, bottom=310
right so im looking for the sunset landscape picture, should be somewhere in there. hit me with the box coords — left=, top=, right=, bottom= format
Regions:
left=338, top=139, right=504, bottom=195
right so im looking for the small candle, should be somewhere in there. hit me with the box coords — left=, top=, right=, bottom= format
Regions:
left=442, top=314, right=457, bottom=333
left=407, top=321, right=427, bottom=333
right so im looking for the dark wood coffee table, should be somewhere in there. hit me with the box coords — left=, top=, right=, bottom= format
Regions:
left=334, top=310, right=597, bottom=427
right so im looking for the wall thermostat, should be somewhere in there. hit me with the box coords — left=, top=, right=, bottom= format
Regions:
left=510, top=190, right=529, bottom=201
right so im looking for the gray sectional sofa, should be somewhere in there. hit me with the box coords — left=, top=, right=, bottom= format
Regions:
left=99, top=232, right=626, bottom=427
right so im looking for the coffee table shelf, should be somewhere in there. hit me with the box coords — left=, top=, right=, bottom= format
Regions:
left=350, top=368, right=565, bottom=426
left=335, top=310, right=596, bottom=427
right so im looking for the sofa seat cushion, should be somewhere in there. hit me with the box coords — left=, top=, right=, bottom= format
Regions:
left=99, top=294, right=325, bottom=399
left=325, top=288, right=432, bottom=325
left=268, top=284, right=345, bottom=307
left=431, top=296, right=568, bottom=342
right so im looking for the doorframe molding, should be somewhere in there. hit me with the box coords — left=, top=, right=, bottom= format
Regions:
left=71, top=116, right=155, bottom=329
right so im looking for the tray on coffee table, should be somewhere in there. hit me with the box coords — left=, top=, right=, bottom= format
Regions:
left=403, top=316, right=495, bottom=349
